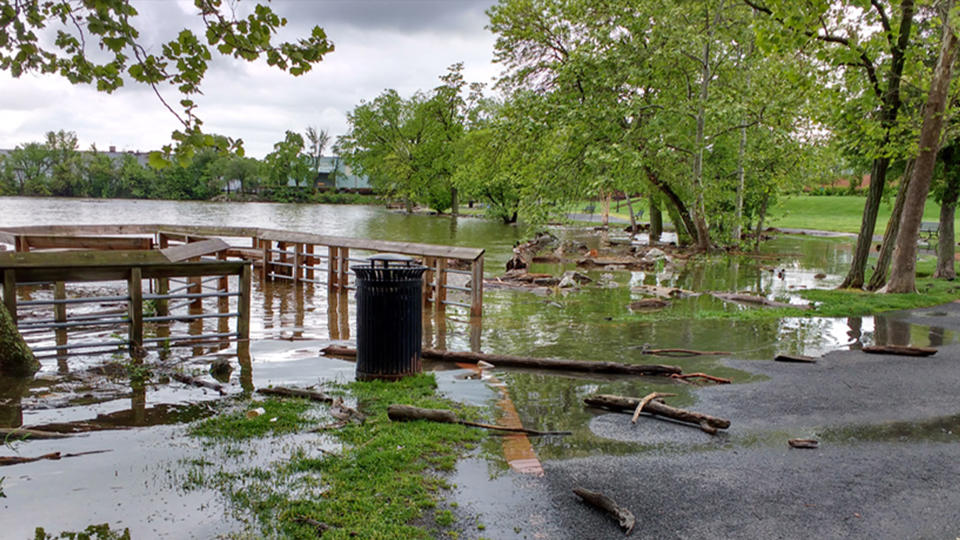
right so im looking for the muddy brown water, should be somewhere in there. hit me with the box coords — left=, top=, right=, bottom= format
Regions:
left=0, top=196, right=955, bottom=537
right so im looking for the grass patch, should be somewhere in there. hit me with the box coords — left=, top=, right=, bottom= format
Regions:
left=185, top=374, right=483, bottom=539
left=189, top=398, right=313, bottom=439
left=768, top=195, right=953, bottom=234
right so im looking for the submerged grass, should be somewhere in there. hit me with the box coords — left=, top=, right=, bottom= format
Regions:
left=184, top=374, right=483, bottom=539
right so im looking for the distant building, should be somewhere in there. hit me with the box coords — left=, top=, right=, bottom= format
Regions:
left=314, top=156, right=370, bottom=190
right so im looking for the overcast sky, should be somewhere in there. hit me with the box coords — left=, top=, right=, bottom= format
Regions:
left=0, top=0, right=500, bottom=158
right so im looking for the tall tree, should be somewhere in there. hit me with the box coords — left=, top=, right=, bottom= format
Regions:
left=747, top=0, right=918, bottom=289
left=886, top=6, right=960, bottom=292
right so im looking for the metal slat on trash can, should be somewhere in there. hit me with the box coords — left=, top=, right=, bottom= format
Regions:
left=352, top=254, right=427, bottom=381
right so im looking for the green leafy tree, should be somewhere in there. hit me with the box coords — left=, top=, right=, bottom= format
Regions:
left=0, top=0, right=333, bottom=161
left=263, top=130, right=311, bottom=198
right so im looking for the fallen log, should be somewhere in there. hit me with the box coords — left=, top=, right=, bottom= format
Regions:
left=0, top=449, right=111, bottom=467
left=572, top=487, right=635, bottom=535
left=387, top=404, right=571, bottom=436
left=584, top=394, right=730, bottom=434
left=631, top=284, right=697, bottom=299
left=322, top=346, right=682, bottom=377
left=0, top=427, right=71, bottom=440
left=257, top=386, right=334, bottom=403
left=788, top=438, right=819, bottom=449
left=862, top=345, right=937, bottom=357
left=506, top=232, right=557, bottom=271
left=170, top=373, right=226, bottom=395
left=634, top=346, right=729, bottom=357
left=774, top=354, right=817, bottom=364
left=710, top=292, right=810, bottom=310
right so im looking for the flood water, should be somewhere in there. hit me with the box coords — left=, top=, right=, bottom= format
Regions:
left=0, top=196, right=955, bottom=537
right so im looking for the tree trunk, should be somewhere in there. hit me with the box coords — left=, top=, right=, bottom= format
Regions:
left=885, top=10, right=957, bottom=293
left=649, top=195, right=663, bottom=243
left=0, top=303, right=40, bottom=377
left=839, top=0, right=915, bottom=289
left=934, top=187, right=958, bottom=280
left=450, top=186, right=459, bottom=217
left=624, top=194, right=637, bottom=240
left=866, top=160, right=914, bottom=290
left=754, top=190, right=770, bottom=251
left=734, top=120, right=747, bottom=243
left=644, top=166, right=697, bottom=243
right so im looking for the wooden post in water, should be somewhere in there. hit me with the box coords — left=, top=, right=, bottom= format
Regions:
left=237, top=264, right=251, bottom=356
left=338, top=248, right=350, bottom=291
left=262, top=239, right=272, bottom=281
left=3, top=269, right=16, bottom=326
left=305, top=244, right=315, bottom=282
left=277, top=241, right=288, bottom=277
left=128, top=267, right=143, bottom=357
left=435, top=257, right=447, bottom=309
left=423, top=256, right=435, bottom=308
left=293, top=243, right=302, bottom=284
left=470, top=256, right=484, bottom=317
left=54, top=281, right=68, bottom=361
left=327, top=246, right=339, bottom=293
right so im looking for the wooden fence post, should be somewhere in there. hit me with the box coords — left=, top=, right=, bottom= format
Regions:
left=238, top=264, right=251, bottom=356
left=128, top=267, right=143, bottom=357
left=470, top=256, right=484, bottom=317
left=338, top=248, right=350, bottom=290
left=328, top=246, right=339, bottom=293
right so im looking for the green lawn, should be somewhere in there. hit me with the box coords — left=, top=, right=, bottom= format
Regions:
left=768, top=195, right=954, bottom=234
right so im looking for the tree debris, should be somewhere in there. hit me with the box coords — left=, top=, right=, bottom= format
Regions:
left=322, top=345, right=682, bottom=377
left=774, top=354, right=817, bottom=363
left=631, top=392, right=677, bottom=423
left=0, top=427, right=72, bottom=440
left=710, top=292, right=810, bottom=310
left=387, top=404, right=570, bottom=436
left=670, top=372, right=732, bottom=384
left=257, top=386, right=334, bottom=403
left=293, top=515, right=333, bottom=535
left=584, top=394, right=730, bottom=435
left=169, top=372, right=225, bottom=395
left=572, top=487, right=636, bottom=535
left=788, top=438, right=820, bottom=449
left=862, top=345, right=937, bottom=357
left=0, top=449, right=111, bottom=467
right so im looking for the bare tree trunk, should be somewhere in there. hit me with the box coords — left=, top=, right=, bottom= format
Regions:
left=934, top=198, right=956, bottom=279
left=451, top=186, right=458, bottom=217
left=886, top=9, right=958, bottom=293
left=734, top=121, right=747, bottom=243
left=866, top=160, right=914, bottom=291
left=624, top=194, right=637, bottom=240
left=754, top=190, right=770, bottom=251
left=839, top=0, right=915, bottom=289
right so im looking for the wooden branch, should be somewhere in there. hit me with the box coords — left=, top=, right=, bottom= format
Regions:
left=774, top=354, right=817, bottom=363
left=387, top=404, right=570, bottom=436
left=293, top=515, right=333, bottom=535
left=0, top=427, right=71, bottom=440
left=788, top=438, right=819, bottom=449
left=584, top=394, right=730, bottom=434
left=572, top=487, right=635, bottom=535
left=322, top=346, right=682, bottom=377
left=862, top=345, right=936, bottom=357
left=631, top=392, right=677, bottom=423
left=0, top=449, right=111, bottom=467
left=170, top=373, right=226, bottom=395
left=257, top=386, right=334, bottom=403
left=639, top=348, right=729, bottom=357
left=711, top=292, right=809, bottom=310
left=670, top=373, right=732, bottom=384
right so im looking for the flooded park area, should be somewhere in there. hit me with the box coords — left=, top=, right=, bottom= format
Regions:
left=2, top=197, right=960, bottom=538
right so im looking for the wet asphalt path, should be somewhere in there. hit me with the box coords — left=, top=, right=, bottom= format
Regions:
left=452, top=303, right=960, bottom=539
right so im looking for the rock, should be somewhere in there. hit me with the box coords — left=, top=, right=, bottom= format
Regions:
left=641, top=247, right=670, bottom=264
left=209, top=358, right=233, bottom=382
left=629, top=298, right=669, bottom=310
left=814, top=273, right=827, bottom=279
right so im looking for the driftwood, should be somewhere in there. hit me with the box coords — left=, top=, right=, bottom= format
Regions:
left=572, top=487, right=635, bottom=535
left=631, top=284, right=697, bottom=299
left=711, top=292, right=810, bottom=310
left=633, top=346, right=729, bottom=357
left=322, top=345, right=681, bottom=377
left=631, top=392, right=677, bottom=423
left=584, top=394, right=730, bottom=435
left=862, top=345, right=937, bottom=357
left=387, top=404, right=571, bottom=436
left=788, top=438, right=819, bottom=449
left=774, top=354, right=817, bottom=363
left=629, top=298, right=669, bottom=310
left=257, top=386, right=334, bottom=403
left=506, top=232, right=557, bottom=271
left=0, top=427, right=71, bottom=440
left=0, top=449, right=111, bottom=467
left=670, top=372, right=732, bottom=384
left=170, top=373, right=226, bottom=395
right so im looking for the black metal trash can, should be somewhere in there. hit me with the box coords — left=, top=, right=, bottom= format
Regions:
left=352, top=254, right=427, bottom=381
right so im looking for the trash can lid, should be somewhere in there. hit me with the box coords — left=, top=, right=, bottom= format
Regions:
left=367, top=253, right=417, bottom=268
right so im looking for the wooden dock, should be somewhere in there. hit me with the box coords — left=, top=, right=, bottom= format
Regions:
left=0, top=223, right=485, bottom=359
